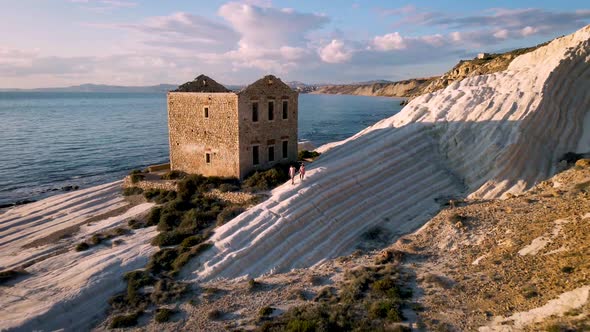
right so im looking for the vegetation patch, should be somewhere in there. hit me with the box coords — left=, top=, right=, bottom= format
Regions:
left=109, top=311, right=142, bottom=328
left=242, top=165, right=289, bottom=192
left=74, top=227, right=131, bottom=252
left=0, top=269, right=28, bottom=285
left=161, top=170, right=187, bottom=180
left=259, top=306, right=274, bottom=317
left=216, top=206, right=246, bottom=226
left=75, top=242, right=90, bottom=251
left=130, top=173, right=145, bottom=184
left=155, top=308, right=175, bottom=323
left=259, top=261, right=411, bottom=331
left=123, top=186, right=144, bottom=196
left=109, top=168, right=298, bottom=322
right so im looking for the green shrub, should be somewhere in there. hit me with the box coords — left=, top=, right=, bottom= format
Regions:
left=219, top=183, right=239, bottom=192
left=110, top=227, right=130, bottom=237
left=171, top=251, right=193, bottom=272
left=130, top=169, right=142, bottom=175
left=170, top=243, right=212, bottom=272
left=180, top=235, right=204, bottom=248
left=371, top=278, right=395, bottom=293
left=298, top=150, right=321, bottom=160
left=243, top=166, right=289, bottom=192
left=150, top=279, right=188, bottom=304
left=146, top=207, right=162, bottom=226
left=108, top=292, right=127, bottom=310
left=248, top=278, right=261, bottom=290
left=313, top=286, right=337, bottom=303
left=155, top=308, right=175, bottom=323
left=216, top=206, right=245, bottom=226
left=286, top=319, right=317, bottom=332
left=151, top=230, right=190, bottom=247
left=259, top=306, right=274, bottom=316
left=123, top=187, right=144, bottom=196
left=192, top=242, right=213, bottom=255
left=144, top=189, right=177, bottom=204
left=147, top=248, right=179, bottom=273
left=128, top=219, right=145, bottom=229
left=109, top=311, right=142, bottom=328
left=179, top=208, right=212, bottom=231
left=130, top=174, right=145, bottom=184
left=161, top=170, right=187, bottom=180
left=368, top=300, right=403, bottom=321
left=125, top=270, right=154, bottom=289
left=88, top=234, right=103, bottom=245
left=75, top=242, right=90, bottom=251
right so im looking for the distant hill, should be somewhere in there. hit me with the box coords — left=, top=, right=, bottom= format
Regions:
left=312, top=77, right=435, bottom=98
left=0, top=84, right=178, bottom=93
left=313, top=41, right=550, bottom=99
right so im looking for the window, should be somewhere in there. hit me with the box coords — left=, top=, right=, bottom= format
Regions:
left=252, top=102, right=259, bottom=122
left=204, top=107, right=209, bottom=118
left=252, top=146, right=259, bottom=165
left=282, top=141, right=288, bottom=159
left=268, top=146, right=275, bottom=162
left=205, top=153, right=211, bottom=164
left=268, top=101, right=274, bottom=121
left=282, top=101, right=288, bottom=119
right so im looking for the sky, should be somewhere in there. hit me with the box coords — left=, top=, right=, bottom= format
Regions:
left=1, top=0, right=589, bottom=88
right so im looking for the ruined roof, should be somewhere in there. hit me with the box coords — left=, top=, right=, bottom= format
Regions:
left=238, top=75, right=295, bottom=94
left=173, top=74, right=231, bottom=93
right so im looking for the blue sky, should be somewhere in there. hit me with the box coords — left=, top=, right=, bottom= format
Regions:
left=1, top=0, right=589, bottom=88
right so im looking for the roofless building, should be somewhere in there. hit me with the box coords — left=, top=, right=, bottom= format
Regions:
left=167, top=74, right=299, bottom=179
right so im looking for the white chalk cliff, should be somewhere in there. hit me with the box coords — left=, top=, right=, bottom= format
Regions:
left=195, top=25, right=590, bottom=280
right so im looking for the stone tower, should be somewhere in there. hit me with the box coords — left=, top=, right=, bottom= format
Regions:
left=167, top=74, right=298, bottom=179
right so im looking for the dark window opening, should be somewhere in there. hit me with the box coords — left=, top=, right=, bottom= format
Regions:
left=282, top=141, right=288, bottom=159
left=204, top=107, right=209, bottom=118
left=282, top=101, right=288, bottom=119
left=268, top=146, right=275, bottom=162
left=205, top=153, right=211, bottom=164
left=268, top=101, right=274, bottom=121
left=252, top=102, right=259, bottom=122
left=253, top=146, right=259, bottom=165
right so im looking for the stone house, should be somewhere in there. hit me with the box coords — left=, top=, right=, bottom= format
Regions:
left=477, top=52, right=490, bottom=59
left=167, top=74, right=298, bottom=179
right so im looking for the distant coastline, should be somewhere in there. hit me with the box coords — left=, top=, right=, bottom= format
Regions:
left=0, top=83, right=178, bottom=93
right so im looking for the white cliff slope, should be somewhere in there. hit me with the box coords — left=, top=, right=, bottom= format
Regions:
left=195, top=25, right=590, bottom=281
left=0, top=182, right=156, bottom=331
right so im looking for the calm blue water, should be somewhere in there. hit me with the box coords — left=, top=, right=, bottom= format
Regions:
left=0, top=92, right=403, bottom=205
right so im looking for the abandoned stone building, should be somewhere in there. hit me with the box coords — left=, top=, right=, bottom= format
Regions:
left=167, top=74, right=299, bottom=179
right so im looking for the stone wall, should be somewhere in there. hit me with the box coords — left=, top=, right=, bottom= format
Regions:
left=123, top=176, right=178, bottom=192
left=167, top=92, right=240, bottom=178
left=236, top=76, right=299, bottom=178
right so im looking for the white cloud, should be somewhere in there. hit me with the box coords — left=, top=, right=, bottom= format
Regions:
left=494, top=29, right=510, bottom=39
left=218, top=2, right=328, bottom=48
left=319, top=40, right=352, bottom=63
left=70, top=0, right=137, bottom=11
left=521, top=26, right=538, bottom=36
left=372, top=32, right=407, bottom=51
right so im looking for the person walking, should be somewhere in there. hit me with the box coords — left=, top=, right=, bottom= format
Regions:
left=299, top=163, right=306, bottom=181
left=289, top=165, right=296, bottom=185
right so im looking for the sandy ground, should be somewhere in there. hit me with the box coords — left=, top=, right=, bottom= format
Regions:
left=393, top=165, right=590, bottom=331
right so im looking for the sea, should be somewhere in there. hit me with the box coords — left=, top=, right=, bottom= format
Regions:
left=0, top=92, right=404, bottom=206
